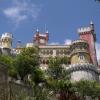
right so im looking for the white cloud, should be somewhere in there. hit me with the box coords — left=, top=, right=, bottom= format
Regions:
left=3, top=0, right=40, bottom=25
left=96, top=43, right=100, bottom=61
left=64, top=39, right=72, bottom=45
left=4, top=7, right=27, bottom=24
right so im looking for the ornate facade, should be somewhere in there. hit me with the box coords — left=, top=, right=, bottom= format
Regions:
left=0, top=21, right=99, bottom=82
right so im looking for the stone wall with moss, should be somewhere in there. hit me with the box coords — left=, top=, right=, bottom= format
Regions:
left=0, top=62, right=8, bottom=100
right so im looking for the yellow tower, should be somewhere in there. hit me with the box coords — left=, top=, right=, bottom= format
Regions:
left=0, top=32, right=13, bottom=49
left=70, top=40, right=91, bottom=64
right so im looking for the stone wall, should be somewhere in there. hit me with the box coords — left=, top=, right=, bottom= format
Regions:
left=8, top=81, right=33, bottom=100
left=0, top=62, right=8, bottom=100
left=68, top=63, right=99, bottom=82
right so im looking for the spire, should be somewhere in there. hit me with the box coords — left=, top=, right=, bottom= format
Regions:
left=46, top=30, right=49, bottom=33
left=90, top=20, right=94, bottom=25
left=90, top=20, right=94, bottom=32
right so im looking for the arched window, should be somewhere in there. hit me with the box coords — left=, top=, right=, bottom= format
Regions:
left=56, top=50, right=59, bottom=55
left=43, top=60, right=45, bottom=64
left=46, top=60, right=49, bottom=64
left=46, top=50, right=49, bottom=55
left=50, top=50, right=53, bottom=55
left=78, top=54, right=84, bottom=60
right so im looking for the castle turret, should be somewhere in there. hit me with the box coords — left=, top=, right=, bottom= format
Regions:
left=70, top=40, right=91, bottom=64
left=69, top=40, right=98, bottom=82
left=33, top=29, right=49, bottom=46
left=1, top=32, right=13, bottom=49
left=0, top=32, right=13, bottom=55
left=77, top=21, right=97, bottom=66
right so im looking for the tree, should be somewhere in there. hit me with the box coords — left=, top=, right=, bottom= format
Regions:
left=74, top=80, right=100, bottom=100
left=47, top=57, right=69, bottom=80
left=14, top=47, right=40, bottom=81
left=46, top=57, right=79, bottom=100
left=0, top=54, right=17, bottom=78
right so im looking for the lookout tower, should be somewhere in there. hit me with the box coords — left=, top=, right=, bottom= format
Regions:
left=33, top=29, right=49, bottom=46
left=70, top=40, right=91, bottom=64
left=70, top=40, right=98, bottom=82
left=78, top=21, right=97, bottom=66
left=0, top=32, right=13, bottom=49
left=0, top=32, right=13, bottom=55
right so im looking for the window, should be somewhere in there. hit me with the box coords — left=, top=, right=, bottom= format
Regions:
left=78, top=54, right=84, bottom=60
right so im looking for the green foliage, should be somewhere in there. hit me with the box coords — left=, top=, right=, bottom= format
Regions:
left=0, top=54, right=17, bottom=78
left=48, top=57, right=62, bottom=79
left=1, top=48, right=100, bottom=100
left=0, top=54, right=12, bottom=66
left=32, top=84, right=50, bottom=100
left=31, top=68, right=46, bottom=85
left=74, top=80, right=100, bottom=100
left=61, top=56, right=69, bottom=64
left=46, top=57, right=100, bottom=100
left=47, top=57, right=70, bottom=80
left=46, top=57, right=77, bottom=100
left=14, top=47, right=39, bottom=80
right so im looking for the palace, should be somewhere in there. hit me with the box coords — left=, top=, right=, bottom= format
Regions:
left=0, top=21, right=100, bottom=82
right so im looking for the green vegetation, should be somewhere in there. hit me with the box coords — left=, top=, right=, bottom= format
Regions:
left=74, top=80, right=100, bottom=100
left=0, top=48, right=100, bottom=100
left=14, top=47, right=39, bottom=81
left=0, top=54, right=17, bottom=78
left=48, top=57, right=66, bottom=79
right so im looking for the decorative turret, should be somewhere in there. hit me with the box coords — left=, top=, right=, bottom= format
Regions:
left=77, top=21, right=97, bottom=66
left=0, top=32, right=13, bottom=49
left=90, top=20, right=94, bottom=31
left=70, top=40, right=91, bottom=64
left=33, top=29, right=49, bottom=46
left=69, top=39, right=99, bottom=82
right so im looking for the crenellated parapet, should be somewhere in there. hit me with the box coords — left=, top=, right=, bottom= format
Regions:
left=33, top=30, right=49, bottom=46
left=1, top=32, right=12, bottom=39
left=78, top=27, right=91, bottom=33
left=0, top=32, right=13, bottom=49
left=77, top=21, right=97, bottom=66
left=67, top=63, right=99, bottom=82
left=68, top=63, right=97, bottom=73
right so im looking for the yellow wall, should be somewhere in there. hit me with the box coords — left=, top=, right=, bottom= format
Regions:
left=1, top=38, right=12, bottom=48
left=2, top=42, right=11, bottom=48
left=71, top=53, right=90, bottom=64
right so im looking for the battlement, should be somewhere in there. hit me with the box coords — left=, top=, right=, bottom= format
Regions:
left=68, top=63, right=98, bottom=82
left=78, top=27, right=91, bottom=33
left=1, top=32, right=13, bottom=39
left=72, top=39, right=88, bottom=44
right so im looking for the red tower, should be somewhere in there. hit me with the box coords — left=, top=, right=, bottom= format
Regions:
left=78, top=21, right=98, bottom=66
left=33, top=29, right=49, bottom=46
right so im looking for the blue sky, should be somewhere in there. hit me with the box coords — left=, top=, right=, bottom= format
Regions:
left=0, top=0, right=100, bottom=60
